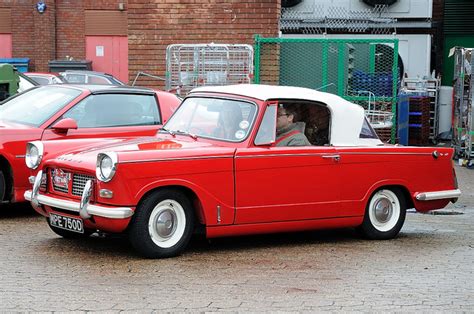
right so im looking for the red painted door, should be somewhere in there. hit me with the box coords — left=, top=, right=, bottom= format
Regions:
left=234, top=146, right=342, bottom=224
left=0, top=34, right=12, bottom=58
left=85, top=36, right=128, bottom=83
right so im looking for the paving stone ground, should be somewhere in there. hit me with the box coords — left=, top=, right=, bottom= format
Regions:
left=0, top=165, right=472, bottom=312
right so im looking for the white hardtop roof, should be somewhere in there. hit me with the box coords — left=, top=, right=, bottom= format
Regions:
left=191, top=84, right=383, bottom=146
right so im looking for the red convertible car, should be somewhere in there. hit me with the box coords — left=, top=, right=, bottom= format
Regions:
left=25, top=84, right=461, bottom=258
left=0, top=85, right=180, bottom=204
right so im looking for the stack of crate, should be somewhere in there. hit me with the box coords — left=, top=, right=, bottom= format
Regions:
left=375, top=128, right=392, bottom=143
left=408, top=96, right=431, bottom=145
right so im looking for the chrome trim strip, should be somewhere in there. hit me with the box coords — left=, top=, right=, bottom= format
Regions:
left=416, top=189, right=462, bottom=201
left=121, top=151, right=436, bottom=163
left=25, top=193, right=133, bottom=219
left=340, top=152, right=434, bottom=156
left=120, top=155, right=233, bottom=164
left=15, top=155, right=26, bottom=158
left=236, top=152, right=330, bottom=159
left=236, top=151, right=437, bottom=159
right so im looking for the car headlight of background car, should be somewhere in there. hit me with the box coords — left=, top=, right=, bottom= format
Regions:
left=25, top=141, right=44, bottom=169
left=96, top=152, right=118, bottom=182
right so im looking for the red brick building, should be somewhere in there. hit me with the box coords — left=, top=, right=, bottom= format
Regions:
left=0, top=0, right=280, bottom=87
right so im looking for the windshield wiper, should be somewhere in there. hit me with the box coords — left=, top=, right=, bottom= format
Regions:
left=159, top=127, right=175, bottom=137
left=175, top=129, right=198, bottom=140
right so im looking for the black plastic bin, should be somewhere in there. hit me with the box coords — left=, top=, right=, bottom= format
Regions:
left=48, top=60, right=92, bottom=72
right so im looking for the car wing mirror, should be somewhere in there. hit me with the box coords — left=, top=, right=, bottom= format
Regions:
left=51, top=118, right=78, bottom=133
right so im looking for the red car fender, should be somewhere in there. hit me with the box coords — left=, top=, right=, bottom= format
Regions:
left=362, top=179, right=414, bottom=203
left=132, top=177, right=234, bottom=226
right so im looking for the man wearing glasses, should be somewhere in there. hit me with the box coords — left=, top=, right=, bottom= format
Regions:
left=275, top=104, right=311, bottom=146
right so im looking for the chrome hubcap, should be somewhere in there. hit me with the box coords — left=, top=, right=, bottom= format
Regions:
left=374, top=198, right=392, bottom=223
left=148, top=199, right=186, bottom=248
left=154, top=209, right=177, bottom=239
left=368, top=189, right=401, bottom=232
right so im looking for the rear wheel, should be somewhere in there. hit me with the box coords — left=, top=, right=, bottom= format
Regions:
left=128, top=189, right=195, bottom=258
left=359, top=188, right=406, bottom=240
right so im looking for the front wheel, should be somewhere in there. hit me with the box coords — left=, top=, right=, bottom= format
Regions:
left=128, top=189, right=195, bottom=258
left=0, top=170, right=5, bottom=202
left=359, top=188, right=406, bottom=240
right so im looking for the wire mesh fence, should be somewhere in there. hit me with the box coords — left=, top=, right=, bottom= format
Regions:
left=254, top=36, right=399, bottom=142
left=280, top=3, right=396, bottom=35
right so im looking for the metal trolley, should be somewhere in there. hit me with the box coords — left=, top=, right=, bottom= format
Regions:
left=402, top=77, right=441, bottom=143
left=165, top=43, right=254, bottom=96
left=452, top=47, right=474, bottom=166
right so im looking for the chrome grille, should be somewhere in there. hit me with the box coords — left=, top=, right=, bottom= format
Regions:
left=40, top=171, right=47, bottom=191
left=72, top=174, right=95, bottom=196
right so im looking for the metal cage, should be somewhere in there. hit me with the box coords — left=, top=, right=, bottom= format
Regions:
left=166, top=43, right=254, bottom=96
left=452, top=47, right=474, bottom=164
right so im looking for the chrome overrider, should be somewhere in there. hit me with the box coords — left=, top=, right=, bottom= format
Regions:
left=24, top=171, right=133, bottom=219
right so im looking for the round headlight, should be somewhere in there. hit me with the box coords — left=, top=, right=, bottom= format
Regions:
left=96, top=152, right=118, bottom=182
left=26, top=141, right=44, bottom=169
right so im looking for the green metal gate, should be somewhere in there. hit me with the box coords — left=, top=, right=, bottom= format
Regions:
left=254, top=36, right=399, bottom=143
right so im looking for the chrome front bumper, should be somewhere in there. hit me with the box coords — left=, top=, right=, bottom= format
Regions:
left=415, top=189, right=462, bottom=201
left=24, top=190, right=133, bottom=219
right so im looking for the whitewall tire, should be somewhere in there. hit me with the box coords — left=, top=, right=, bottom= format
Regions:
left=359, top=188, right=406, bottom=240
left=129, top=189, right=195, bottom=258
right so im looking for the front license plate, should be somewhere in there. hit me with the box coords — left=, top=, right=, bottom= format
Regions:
left=49, top=213, right=84, bottom=234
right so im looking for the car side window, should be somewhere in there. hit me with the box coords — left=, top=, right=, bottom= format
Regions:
left=62, top=94, right=161, bottom=128
left=360, top=117, right=379, bottom=139
left=64, top=74, right=86, bottom=84
left=30, top=76, right=50, bottom=85
left=264, top=101, right=330, bottom=146
left=88, top=75, right=111, bottom=85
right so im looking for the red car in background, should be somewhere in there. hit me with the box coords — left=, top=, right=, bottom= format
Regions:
left=0, top=84, right=180, bottom=204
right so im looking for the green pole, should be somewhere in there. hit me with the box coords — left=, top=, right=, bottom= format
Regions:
left=254, top=34, right=261, bottom=84
left=391, top=39, right=399, bottom=144
left=338, top=43, right=346, bottom=96
left=322, top=42, right=328, bottom=91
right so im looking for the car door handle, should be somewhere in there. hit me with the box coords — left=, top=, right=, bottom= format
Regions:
left=321, top=154, right=341, bottom=162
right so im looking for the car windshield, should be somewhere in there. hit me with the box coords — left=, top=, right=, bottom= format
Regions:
left=164, top=97, right=257, bottom=142
left=0, top=86, right=82, bottom=127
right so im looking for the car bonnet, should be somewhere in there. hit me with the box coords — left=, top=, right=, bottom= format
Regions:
left=44, top=137, right=233, bottom=172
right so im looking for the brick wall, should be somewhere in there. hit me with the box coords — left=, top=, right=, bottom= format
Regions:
left=55, top=0, right=126, bottom=68
left=33, top=0, right=56, bottom=72
left=5, top=1, right=36, bottom=70
left=128, top=0, right=280, bottom=88
left=56, top=0, right=85, bottom=61
left=1, top=0, right=280, bottom=79
left=0, top=0, right=124, bottom=71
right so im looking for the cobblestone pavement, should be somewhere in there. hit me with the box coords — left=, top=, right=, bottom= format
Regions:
left=0, top=165, right=473, bottom=312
